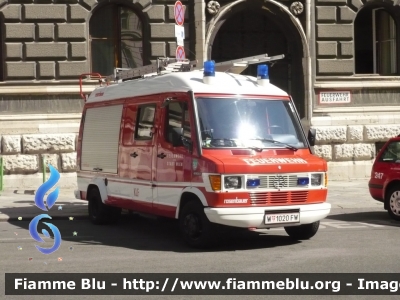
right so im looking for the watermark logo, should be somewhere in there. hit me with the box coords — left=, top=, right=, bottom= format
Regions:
left=34, top=165, right=60, bottom=211
left=29, top=165, right=62, bottom=255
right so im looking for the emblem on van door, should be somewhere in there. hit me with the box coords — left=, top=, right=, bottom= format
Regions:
left=273, top=175, right=287, bottom=188
left=192, top=158, right=198, bottom=170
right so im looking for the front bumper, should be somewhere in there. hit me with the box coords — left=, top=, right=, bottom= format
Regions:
left=204, top=202, right=331, bottom=228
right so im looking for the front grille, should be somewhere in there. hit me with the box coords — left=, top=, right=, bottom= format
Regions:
left=258, top=175, right=301, bottom=189
left=249, top=191, right=309, bottom=205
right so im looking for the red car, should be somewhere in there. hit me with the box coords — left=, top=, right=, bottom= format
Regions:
left=369, top=135, right=400, bottom=221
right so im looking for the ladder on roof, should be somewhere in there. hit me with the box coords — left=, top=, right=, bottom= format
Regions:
left=109, top=58, right=198, bottom=82
left=107, top=53, right=285, bottom=82
left=212, top=53, right=285, bottom=73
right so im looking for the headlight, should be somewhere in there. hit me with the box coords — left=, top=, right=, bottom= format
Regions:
left=311, top=173, right=322, bottom=186
left=224, top=176, right=242, bottom=189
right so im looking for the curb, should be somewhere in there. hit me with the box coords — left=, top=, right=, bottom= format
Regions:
left=8, top=190, right=37, bottom=195
left=1, top=189, right=76, bottom=194
left=0, top=214, right=89, bottom=222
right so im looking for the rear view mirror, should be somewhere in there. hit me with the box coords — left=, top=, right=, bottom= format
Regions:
left=308, top=128, right=316, bottom=147
left=181, top=136, right=193, bottom=153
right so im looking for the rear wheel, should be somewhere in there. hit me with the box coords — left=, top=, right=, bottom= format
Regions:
left=284, top=221, right=319, bottom=240
left=179, top=200, right=216, bottom=248
left=386, top=186, right=400, bottom=221
left=88, top=188, right=121, bottom=225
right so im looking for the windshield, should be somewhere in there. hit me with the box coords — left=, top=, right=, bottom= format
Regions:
left=196, top=97, right=307, bottom=150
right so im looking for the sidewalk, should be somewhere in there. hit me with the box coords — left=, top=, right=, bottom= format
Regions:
left=0, top=188, right=87, bottom=222
left=0, top=179, right=381, bottom=222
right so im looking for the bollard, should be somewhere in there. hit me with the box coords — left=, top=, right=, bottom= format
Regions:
left=42, top=156, right=46, bottom=183
left=0, top=156, right=3, bottom=191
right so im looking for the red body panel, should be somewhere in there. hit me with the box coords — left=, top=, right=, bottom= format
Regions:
left=369, top=137, right=400, bottom=202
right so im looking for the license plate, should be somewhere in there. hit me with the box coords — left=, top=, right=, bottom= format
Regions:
left=264, top=210, right=300, bottom=225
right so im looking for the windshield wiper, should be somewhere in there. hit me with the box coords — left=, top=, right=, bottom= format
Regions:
left=208, top=138, right=237, bottom=147
left=247, top=146, right=264, bottom=152
left=251, top=139, right=298, bottom=151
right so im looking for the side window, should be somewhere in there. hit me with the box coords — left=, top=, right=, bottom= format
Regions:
left=134, top=104, right=156, bottom=140
left=379, top=141, right=400, bottom=162
left=165, top=102, right=190, bottom=144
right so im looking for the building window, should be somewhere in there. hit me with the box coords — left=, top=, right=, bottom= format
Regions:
left=89, top=5, right=143, bottom=76
left=355, top=6, right=397, bottom=75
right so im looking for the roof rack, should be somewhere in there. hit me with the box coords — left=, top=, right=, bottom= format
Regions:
left=78, top=53, right=286, bottom=100
left=107, top=53, right=285, bottom=82
left=212, top=53, right=285, bottom=73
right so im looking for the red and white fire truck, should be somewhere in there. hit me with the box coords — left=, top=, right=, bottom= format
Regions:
left=75, top=54, right=331, bottom=247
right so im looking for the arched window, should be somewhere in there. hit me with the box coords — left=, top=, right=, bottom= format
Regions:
left=355, top=6, right=397, bottom=75
left=89, top=4, right=144, bottom=76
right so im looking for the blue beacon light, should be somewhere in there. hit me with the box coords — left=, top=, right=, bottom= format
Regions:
left=247, top=178, right=261, bottom=188
left=203, top=60, right=215, bottom=84
left=297, top=177, right=309, bottom=186
left=204, top=60, right=215, bottom=76
left=257, top=64, right=269, bottom=86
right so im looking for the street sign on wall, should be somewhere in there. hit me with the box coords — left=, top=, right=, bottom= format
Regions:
left=174, top=1, right=184, bottom=26
left=175, top=24, right=185, bottom=46
left=176, top=45, right=185, bottom=61
left=319, top=91, right=351, bottom=104
left=174, top=1, right=185, bottom=54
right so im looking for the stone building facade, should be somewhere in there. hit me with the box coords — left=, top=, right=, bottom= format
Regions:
left=0, top=0, right=399, bottom=189
left=0, top=0, right=191, bottom=189
left=312, top=0, right=400, bottom=179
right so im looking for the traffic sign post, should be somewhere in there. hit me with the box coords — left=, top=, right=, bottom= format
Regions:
left=175, top=24, right=185, bottom=46
left=174, top=1, right=185, bottom=58
left=176, top=46, right=185, bottom=61
left=174, top=1, right=184, bottom=26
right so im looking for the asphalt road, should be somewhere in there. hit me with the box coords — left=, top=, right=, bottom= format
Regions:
left=0, top=206, right=399, bottom=300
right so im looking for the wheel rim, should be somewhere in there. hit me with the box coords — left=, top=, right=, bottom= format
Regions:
left=183, top=213, right=202, bottom=240
left=389, top=190, right=400, bottom=216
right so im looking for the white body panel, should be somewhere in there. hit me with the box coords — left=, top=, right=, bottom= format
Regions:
left=86, top=71, right=288, bottom=104
left=204, top=203, right=331, bottom=228
left=81, top=105, right=123, bottom=173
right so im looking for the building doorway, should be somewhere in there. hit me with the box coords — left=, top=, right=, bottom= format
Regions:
left=208, top=2, right=305, bottom=117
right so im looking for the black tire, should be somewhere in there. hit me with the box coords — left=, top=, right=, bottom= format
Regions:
left=179, top=200, right=216, bottom=248
left=284, top=221, right=320, bottom=240
left=88, top=188, right=121, bottom=225
left=385, top=186, right=400, bottom=221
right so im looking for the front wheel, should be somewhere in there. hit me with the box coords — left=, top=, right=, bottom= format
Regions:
left=284, top=221, right=320, bottom=240
left=179, top=200, right=216, bottom=248
left=88, top=188, right=121, bottom=225
left=385, top=187, right=400, bottom=221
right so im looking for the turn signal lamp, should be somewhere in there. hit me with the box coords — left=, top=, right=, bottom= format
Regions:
left=257, top=64, right=269, bottom=86
left=209, top=175, right=221, bottom=191
left=203, top=60, right=215, bottom=85
left=324, top=173, right=328, bottom=187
